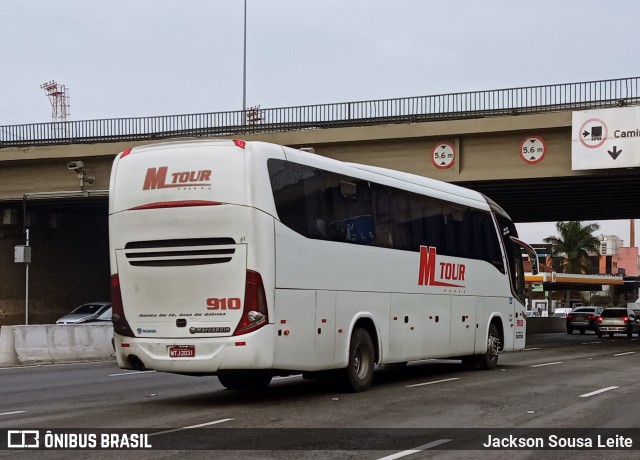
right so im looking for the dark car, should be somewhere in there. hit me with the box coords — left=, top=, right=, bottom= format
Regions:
left=56, top=302, right=112, bottom=324
left=597, top=307, right=640, bottom=338
left=566, top=306, right=604, bottom=335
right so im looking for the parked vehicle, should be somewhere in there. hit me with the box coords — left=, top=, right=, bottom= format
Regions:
left=526, top=310, right=540, bottom=317
left=566, top=306, right=603, bottom=335
left=89, top=306, right=112, bottom=322
left=551, top=307, right=572, bottom=318
left=597, top=307, right=640, bottom=338
left=56, top=302, right=112, bottom=324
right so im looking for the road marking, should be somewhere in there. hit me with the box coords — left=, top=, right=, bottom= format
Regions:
left=530, top=361, right=563, bottom=368
left=376, top=439, right=452, bottom=460
left=580, top=386, right=618, bottom=398
left=108, top=370, right=156, bottom=377
left=613, top=352, right=636, bottom=357
left=0, top=365, right=42, bottom=370
left=406, top=378, right=460, bottom=388
left=0, top=362, right=100, bottom=370
left=582, top=342, right=600, bottom=345
left=149, top=418, right=234, bottom=437
left=0, top=411, right=27, bottom=417
left=272, top=375, right=300, bottom=381
left=523, top=347, right=541, bottom=351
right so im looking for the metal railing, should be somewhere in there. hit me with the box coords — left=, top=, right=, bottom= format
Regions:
left=1, top=77, right=639, bottom=148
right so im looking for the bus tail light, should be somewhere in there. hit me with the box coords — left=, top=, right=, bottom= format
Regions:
left=111, top=274, right=135, bottom=337
left=233, top=270, right=268, bottom=336
left=120, top=147, right=133, bottom=159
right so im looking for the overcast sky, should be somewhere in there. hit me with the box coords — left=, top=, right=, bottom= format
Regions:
left=1, top=0, right=639, bottom=243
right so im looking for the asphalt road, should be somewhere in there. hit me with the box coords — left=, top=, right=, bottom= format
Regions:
left=1, top=332, right=640, bottom=459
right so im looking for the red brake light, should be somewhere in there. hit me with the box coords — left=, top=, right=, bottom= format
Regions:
left=233, top=270, right=268, bottom=336
left=233, top=139, right=246, bottom=149
left=598, top=316, right=603, bottom=323
left=623, top=316, right=629, bottom=323
left=120, top=148, right=133, bottom=159
left=566, top=314, right=573, bottom=320
left=111, top=274, right=135, bottom=337
left=588, top=314, right=594, bottom=320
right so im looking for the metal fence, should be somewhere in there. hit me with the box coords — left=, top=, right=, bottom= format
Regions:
left=1, top=76, right=639, bottom=148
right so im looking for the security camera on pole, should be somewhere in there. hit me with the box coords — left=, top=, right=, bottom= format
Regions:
left=67, top=160, right=95, bottom=193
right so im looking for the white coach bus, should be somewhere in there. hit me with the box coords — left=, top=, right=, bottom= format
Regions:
left=109, top=139, right=536, bottom=392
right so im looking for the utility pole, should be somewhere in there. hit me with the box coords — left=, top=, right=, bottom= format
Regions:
left=242, top=0, right=247, bottom=124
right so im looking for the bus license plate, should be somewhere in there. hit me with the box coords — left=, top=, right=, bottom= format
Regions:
left=169, top=345, right=195, bottom=358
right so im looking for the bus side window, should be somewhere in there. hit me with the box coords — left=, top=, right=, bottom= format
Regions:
left=372, top=184, right=393, bottom=248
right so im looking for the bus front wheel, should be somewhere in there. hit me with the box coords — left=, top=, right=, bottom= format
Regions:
left=341, top=328, right=375, bottom=392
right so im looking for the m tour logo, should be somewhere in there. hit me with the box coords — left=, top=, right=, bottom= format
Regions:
left=143, top=166, right=212, bottom=190
left=418, top=246, right=466, bottom=288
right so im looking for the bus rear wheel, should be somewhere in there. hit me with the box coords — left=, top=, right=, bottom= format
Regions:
left=340, top=328, right=375, bottom=392
left=217, top=371, right=272, bottom=391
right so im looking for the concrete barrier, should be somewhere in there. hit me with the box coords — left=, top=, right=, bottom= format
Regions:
left=0, top=326, right=18, bottom=366
left=0, top=323, right=114, bottom=366
left=526, top=317, right=567, bottom=335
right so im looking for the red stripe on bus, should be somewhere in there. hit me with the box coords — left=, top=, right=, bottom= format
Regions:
left=129, top=200, right=222, bottom=210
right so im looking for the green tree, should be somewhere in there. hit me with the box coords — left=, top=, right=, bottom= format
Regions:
left=543, top=221, right=601, bottom=274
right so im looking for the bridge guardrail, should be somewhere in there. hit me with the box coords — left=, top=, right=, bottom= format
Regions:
left=1, top=77, right=638, bottom=148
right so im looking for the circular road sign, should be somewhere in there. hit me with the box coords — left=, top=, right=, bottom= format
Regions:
left=520, top=136, right=547, bottom=164
left=579, top=118, right=608, bottom=149
left=431, top=142, right=455, bottom=169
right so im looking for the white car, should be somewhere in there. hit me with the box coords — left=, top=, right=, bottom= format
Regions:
left=56, top=302, right=112, bottom=324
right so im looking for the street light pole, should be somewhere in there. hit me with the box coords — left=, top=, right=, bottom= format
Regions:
left=242, top=0, right=247, bottom=124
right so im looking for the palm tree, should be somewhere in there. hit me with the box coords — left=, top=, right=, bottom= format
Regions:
left=543, top=221, right=601, bottom=274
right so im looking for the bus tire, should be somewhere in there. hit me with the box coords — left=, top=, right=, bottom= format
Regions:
left=217, top=371, right=272, bottom=391
left=479, top=323, right=500, bottom=370
left=341, top=328, right=375, bottom=392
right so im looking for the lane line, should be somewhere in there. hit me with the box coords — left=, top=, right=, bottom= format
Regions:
left=108, top=370, right=156, bottom=377
left=376, top=439, right=452, bottom=460
left=530, top=361, right=563, bottom=368
left=0, top=411, right=27, bottom=417
left=613, top=352, right=636, bottom=357
left=149, top=418, right=234, bottom=437
left=580, top=386, right=619, bottom=398
left=523, top=347, right=541, bottom=351
left=0, top=362, right=102, bottom=370
left=272, top=375, right=300, bottom=381
left=406, top=378, right=460, bottom=388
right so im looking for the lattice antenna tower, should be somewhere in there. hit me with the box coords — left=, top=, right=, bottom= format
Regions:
left=40, top=80, right=70, bottom=122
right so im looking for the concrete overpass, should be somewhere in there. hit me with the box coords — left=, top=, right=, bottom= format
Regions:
left=2, top=110, right=640, bottom=223
left=1, top=77, right=639, bottom=324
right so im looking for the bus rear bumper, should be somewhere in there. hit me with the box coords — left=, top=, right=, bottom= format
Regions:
left=113, top=326, right=274, bottom=374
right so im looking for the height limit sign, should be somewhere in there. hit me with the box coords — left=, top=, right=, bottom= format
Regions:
left=519, top=136, right=547, bottom=164
left=431, top=142, right=455, bottom=169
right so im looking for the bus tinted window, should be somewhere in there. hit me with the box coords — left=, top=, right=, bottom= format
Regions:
left=268, top=159, right=504, bottom=270
left=268, top=160, right=373, bottom=245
